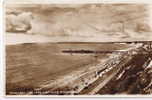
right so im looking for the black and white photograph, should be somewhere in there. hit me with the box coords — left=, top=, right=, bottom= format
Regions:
left=4, top=1, right=152, bottom=96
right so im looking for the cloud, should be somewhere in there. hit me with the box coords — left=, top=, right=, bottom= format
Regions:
left=6, top=12, right=33, bottom=32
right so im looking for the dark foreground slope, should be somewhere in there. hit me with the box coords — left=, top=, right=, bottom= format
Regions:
left=98, top=51, right=152, bottom=94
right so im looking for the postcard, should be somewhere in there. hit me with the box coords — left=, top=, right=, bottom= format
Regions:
left=4, top=0, right=152, bottom=96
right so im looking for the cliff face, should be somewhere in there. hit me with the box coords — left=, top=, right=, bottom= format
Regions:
left=97, top=48, right=152, bottom=94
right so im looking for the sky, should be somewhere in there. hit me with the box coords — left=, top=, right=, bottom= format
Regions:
left=5, top=4, right=152, bottom=43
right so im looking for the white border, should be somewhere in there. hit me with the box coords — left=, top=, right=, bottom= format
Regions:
left=2, top=0, right=152, bottom=98
left=2, top=0, right=6, bottom=99
left=4, top=0, right=152, bottom=4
